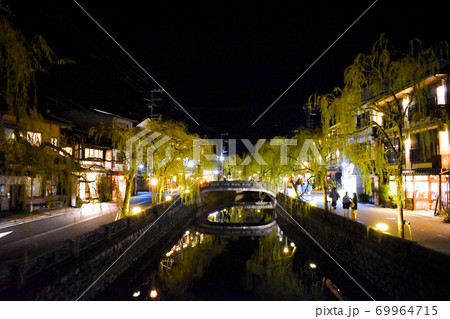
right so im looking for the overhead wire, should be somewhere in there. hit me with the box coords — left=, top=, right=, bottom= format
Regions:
left=72, top=0, right=200, bottom=126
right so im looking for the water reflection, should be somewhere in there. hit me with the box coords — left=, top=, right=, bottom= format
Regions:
left=207, top=206, right=274, bottom=224
left=124, top=205, right=343, bottom=300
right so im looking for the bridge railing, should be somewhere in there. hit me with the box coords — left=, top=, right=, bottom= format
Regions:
left=200, top=180, right=276, bottom=194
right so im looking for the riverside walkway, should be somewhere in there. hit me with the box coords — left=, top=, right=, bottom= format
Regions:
left=304, top=190, right=450, bottom=255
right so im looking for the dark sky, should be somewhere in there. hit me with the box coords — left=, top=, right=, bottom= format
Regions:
left=5, top=0, right=450, bottom=140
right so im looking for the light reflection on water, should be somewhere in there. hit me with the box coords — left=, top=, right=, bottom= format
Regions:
left=207, top=206, right=275, bottom=224
left=124, top=205, right=343, bottom=301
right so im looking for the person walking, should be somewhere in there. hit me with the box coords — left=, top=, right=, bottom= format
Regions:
left=329, top=187, right=340, bottom=210
left=342, top=192, right=351, bottom=218
left=351, top=193, right=358, bottom=220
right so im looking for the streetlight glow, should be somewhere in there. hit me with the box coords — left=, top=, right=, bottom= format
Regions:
left=376, top=223, right=389, bottom=232
left=150, top=177, right=158, bottom=186
left=131, top=206, right=142, bottom=214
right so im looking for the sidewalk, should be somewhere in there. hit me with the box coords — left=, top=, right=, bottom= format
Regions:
left=0, top=207, right=77, bottom=230
left=0, top=202, right=118, bottom=231
left=302, top=190, right=450, bottom=255
left=0, top=202, right=119, bottom=261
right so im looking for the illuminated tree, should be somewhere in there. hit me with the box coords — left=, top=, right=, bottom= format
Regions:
left=290, top=127, right=340, bottom=210
left=143, top=118, right=200, bottom=204
left=316, top=34, right=448, bottom=237
left=89, top=124, right=142, bottom=216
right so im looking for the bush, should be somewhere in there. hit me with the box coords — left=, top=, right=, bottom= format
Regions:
left=97, top=176, right=112, bottom=202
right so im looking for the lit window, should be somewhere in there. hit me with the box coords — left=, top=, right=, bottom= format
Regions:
left=439, top=130, right=450, bottom=155
left=85, top=148, right=103, bottom=159
left=62, top=147, right=72, bottom=156
left=51, top=137, right=58, bottom=147
left=372, top=111, right=383, bottom=126
left=437, top=84, right=447, bottom=106
left=26, top=131, right=42, bottom=146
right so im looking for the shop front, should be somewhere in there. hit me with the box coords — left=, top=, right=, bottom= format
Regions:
left=394, top=170, right=450, bottom=211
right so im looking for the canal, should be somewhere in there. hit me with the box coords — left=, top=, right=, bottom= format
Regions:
left=97, top=203, right=376, bottom=301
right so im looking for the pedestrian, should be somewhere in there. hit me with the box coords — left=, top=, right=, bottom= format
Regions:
left=342, top=191, right=351, bottom=218
left=329, top=187, right=340, bottom=210
left=351, top=192, right=358, bottom=220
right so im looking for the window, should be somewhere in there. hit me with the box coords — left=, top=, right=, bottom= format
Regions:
left=410, top=131, right=437, bottom=163
left=26, top=131, right=42, bottom=146
left=62, top=147, right=72, bottom=156
left=51, top=137, right=58, bottom=147
left=85, top=148, right=103, bottom=160
left=105, top=150, right=112, bottom=169
left=437, top=83, right=447, bottom=106
left=356, top=111, right=370, bottom=129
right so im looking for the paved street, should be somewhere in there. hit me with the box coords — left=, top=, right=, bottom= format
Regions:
left=0, top=192, right=153, bottom=262
left=303, top=191, right=450, bottom=255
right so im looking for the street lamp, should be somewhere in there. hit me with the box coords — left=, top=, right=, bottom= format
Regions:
left=131, top=206, right=142, bottom=215
left=149, top=289, right=158, bottom=299
left=376, top=223, right=389, bottom=232
left=150, top=176, right=158, bottom=186
left=282, top=176, right=289, bottom=193
left=150, top=176, right=158, bottom=203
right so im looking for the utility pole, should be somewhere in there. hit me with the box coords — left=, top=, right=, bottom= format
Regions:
left=144, top=89, right=164, bottom=119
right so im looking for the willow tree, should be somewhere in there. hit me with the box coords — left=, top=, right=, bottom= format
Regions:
left=317, top=34, right=448, bottom=237
left=1, top=2, right=74, bottom=211
left=143, top=118, right=200, bottom=204
left=0, top=2, right=72, bottom=128
left=89, top=124, right=143, bottom=217
left=223, top=153, right=244, bottom=180
left=290, top=125, right=340, bottom=210
left=240, top=138, right=293, bottom=192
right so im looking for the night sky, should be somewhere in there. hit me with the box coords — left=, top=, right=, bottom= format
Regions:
left=5, top=0, right=450, bottom=140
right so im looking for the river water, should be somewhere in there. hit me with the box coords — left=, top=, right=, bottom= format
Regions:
left=98, top=204, right=374, bottom=301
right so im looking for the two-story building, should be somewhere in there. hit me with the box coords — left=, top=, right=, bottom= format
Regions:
left=337, top=66, right=449, bottom=212
left=0, top=111, right=71, bottom=212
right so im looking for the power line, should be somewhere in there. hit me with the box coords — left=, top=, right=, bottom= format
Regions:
left=72, top=0, right=200, bottom=126
left=251, top=0, right=379, bottom=125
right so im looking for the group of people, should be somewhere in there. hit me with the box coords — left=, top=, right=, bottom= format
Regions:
left=329, top=187, right=358, bottom=219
